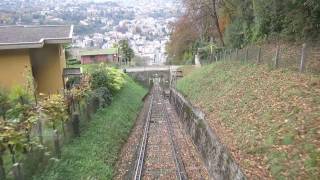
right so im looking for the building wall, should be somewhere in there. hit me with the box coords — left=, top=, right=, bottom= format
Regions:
left=30, top=44, right=66, bottom=94
left=81, top=54, right=116, bottom=64
left=0, top=49, right=32, bottom=91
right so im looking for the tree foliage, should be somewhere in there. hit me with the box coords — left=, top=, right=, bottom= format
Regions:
left=166, top=0, right=320, bottom=64
left=119, top=39, right=135, bottom=64
left=166, top=16, right=199, bottom=64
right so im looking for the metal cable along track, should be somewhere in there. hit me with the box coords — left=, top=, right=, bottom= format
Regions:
left=133, top=84, right=188, bottom=180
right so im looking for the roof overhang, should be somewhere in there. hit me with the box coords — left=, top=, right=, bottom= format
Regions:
left=0, top=25, right=73, bottom=50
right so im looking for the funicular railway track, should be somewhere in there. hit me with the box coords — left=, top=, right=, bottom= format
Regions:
left=134, top=83, right=187, bottom=180
left=132, top=82, right=208, bottom=180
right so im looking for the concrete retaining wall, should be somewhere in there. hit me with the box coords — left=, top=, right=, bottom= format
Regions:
left=170, top=88, right=246, bottom=180
left=127, top=70, right=170, bottom=88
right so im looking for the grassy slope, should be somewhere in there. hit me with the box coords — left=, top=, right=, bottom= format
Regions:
left=177, top=62, right=320, bottom=179
left=33, top=76, right=147, bottom=180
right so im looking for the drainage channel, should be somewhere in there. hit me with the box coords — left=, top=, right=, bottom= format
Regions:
left=133, top=82, right=209, bottom=180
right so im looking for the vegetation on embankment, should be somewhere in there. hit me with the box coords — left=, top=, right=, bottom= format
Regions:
left=177, top=62, right=320, bottom=179
left=166, top=0, right=320, bottom=64
left=33, top=76, right=147, bottom=180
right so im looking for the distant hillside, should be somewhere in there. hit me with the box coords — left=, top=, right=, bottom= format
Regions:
left=177, top=62, right=320, bottom=179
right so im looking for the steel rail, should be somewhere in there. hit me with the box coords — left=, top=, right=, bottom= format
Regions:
left=133, top=94, right=154, bottom=180
left=162, top=97, right=188, bottom=180
left=134, top=84, right=187, bottom=180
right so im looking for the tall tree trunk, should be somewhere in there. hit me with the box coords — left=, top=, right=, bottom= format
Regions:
left=211, top=0, right=225, bottom=46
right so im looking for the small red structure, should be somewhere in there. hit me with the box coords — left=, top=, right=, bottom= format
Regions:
left=80, top=48, right=118, bottom=64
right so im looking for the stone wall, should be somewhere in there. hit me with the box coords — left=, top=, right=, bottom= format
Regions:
left=170, top=88, right=246, bottom=180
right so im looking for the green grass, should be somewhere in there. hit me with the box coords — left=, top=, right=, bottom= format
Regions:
left=32, top=76, right=147, bottom=180
left=177, top=61, right=320, bottom=179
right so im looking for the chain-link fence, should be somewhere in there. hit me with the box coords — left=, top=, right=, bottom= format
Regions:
left=201, top=43, right=320, bottom=74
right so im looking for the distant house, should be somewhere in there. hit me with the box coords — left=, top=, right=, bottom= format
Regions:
left=0, top=25, right=73, bottom=94
left=80, top=48, right=118, bottom=64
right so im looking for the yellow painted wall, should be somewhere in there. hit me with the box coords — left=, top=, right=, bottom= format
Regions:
left=30, top=44, right=66, bottom=94
left=0, top=49, right=32, bottom=91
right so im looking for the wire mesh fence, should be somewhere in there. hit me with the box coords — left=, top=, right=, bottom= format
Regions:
left=201, top=43, right=320, bottom=74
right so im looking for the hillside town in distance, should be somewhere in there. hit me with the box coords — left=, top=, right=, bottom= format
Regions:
left=0, top=0, right=181, bottom=64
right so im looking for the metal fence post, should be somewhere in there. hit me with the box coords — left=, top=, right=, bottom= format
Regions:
left=229, top=49, right=232, bottom=60
left=257, top=47, right=262, bottom=64
left=300, top=43, right=307, bottom=73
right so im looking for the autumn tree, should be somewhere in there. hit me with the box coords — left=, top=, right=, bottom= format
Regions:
left=183, top=0, right=226, bottom=46
left=166, top=15, right=199, bottom=64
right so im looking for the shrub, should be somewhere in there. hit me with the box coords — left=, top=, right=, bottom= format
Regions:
left=105, top=67, right=125, bottom=94
left=5, top=103, right=32, bottom=123
left=87, top=87, right=113, bottom=109
left=0, top=88, right=10, bottom=120
left=8, top=86, right=33, bottom=105
left=90, top=64, right=125, bottom=94
left=5, top=86, right=34, bottom=122
left=95, top=87, right=113, bottom=106
left=40, top=94, right=68, bottom=129
left=90, top=68, right=109, bottom=90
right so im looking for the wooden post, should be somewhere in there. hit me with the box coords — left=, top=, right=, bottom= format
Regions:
left=245, top=48, right=249, bottom=62
left=12, top=163, right=24, bottom=180
left=86, top=101, right=91, bottom=121
left=53, top=130, right=61, bottom=159
left=77, top=101, right=81, bottom=114
left=257, top=47, right=262, bottom=64
left=0, top=152, right=5, bottom=180
left=61, top=121, right=66, bottom=138
left=216, top=52, right=219, bottom=61
left=216, top=52, right=220, bottom=62
left=275, top=45, right=280, bottom=68
left=300, top=43, right=307, bottom=73
left=37, top=119, right=43, bottom=145
left=236, top=48, right=239, bottom=60
left=72, top=113, right=80, bottom=137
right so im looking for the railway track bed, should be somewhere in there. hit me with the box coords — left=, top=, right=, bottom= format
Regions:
left=116, top=82, right=208, bottom=180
